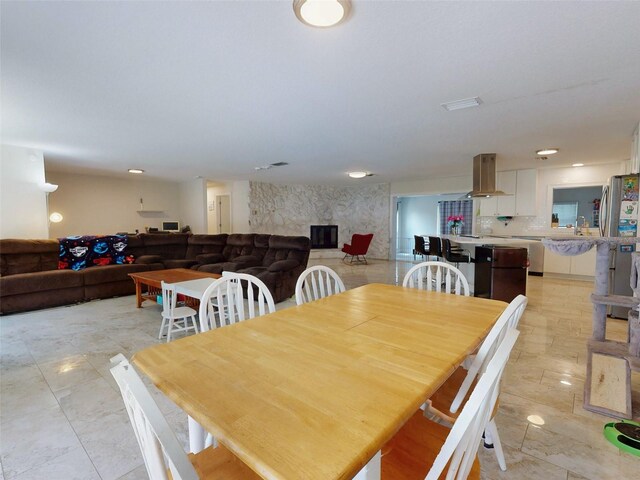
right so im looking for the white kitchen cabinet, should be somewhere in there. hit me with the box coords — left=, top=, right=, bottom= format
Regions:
left=478, top=169, right=535, bottom=217
left=495, top=171, right=516, bottom=216
left=479, top=171, right=516, bottom=216
left=543, top=246, right=596, bottom=276
left=515, top=169, right=537, bottom=216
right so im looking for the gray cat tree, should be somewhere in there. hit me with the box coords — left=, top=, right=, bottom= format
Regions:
left=543, top=237, right=640, bottom=418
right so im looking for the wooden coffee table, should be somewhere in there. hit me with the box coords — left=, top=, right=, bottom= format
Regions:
left=129, top=268, right=221, bottom=308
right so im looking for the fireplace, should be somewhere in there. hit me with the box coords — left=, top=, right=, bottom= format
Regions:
left=310, top=225, right=338, bottom=249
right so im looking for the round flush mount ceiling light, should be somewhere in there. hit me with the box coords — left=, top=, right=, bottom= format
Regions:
left=49, top=212, right=64, bottom=223
left=293, top=0, right=350, bottom=28
left=348, top=171, right=368, bottom=179
left=536, top=148, right=559, bottom=156
left=128, top=168, right=144, bottom=174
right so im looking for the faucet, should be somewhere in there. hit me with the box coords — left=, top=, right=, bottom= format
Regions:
left=575, top=216, right=586, bottom=235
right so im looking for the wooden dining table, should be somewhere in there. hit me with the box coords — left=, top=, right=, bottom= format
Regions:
left=132, top=283, right=507, bottom=480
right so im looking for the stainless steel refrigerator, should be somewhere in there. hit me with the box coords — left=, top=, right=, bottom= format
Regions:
left=600, top=174, right=639, bottom=318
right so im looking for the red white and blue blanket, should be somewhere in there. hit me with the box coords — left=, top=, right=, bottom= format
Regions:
left=58, top=235, right=134, bottom=270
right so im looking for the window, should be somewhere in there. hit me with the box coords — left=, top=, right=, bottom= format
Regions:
left=553, top=202, right=578, bottom=227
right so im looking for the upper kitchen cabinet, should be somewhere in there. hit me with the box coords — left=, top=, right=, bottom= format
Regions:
left=515, top=169, right=537, bottom=216
left=479, top=170, right=515, bottom=216
left=479, top=169, right=536, bottom=217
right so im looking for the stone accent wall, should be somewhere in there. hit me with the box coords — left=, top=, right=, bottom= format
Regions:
left=249, top=182, right=390, bottom=259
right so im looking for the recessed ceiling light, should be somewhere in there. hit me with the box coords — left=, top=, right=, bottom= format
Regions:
left=441, top=97, right=482, bottom=111
left=128, top=169, right=144, bottom=174
left=536, top=148, right=559, bottom=155
left=348, top=171, right=368, bottom=179
left=293, top=0, right=350, bottom=28
left=572, top=163, right=584, bottom=167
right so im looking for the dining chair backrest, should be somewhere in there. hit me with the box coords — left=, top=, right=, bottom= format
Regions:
left=295, top=265, right=346, bottom=305
left=198, top=272, right=275, bottom=332
left=449, top=294, right=528, bottom=413
left=414, top=235, right=428, bottom=257
left=426, top=328, right=520, bottom=480
left=110, top=354, right=199, bottom=480
left=161, top=281, right=178, bottom=318
left=402, top=261, right=470, bottom=296
left=427, top=236, right=442, bottom=258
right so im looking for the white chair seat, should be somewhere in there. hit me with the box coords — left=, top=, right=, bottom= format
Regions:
left=160, top=281, right=198, bottom=342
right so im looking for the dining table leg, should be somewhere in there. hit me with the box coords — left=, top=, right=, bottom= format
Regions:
left=353, top=451, right=381, bottom=479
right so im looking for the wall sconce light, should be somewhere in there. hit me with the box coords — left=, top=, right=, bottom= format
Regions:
left=40, top=182, right=59, bottom=193
left=49, top=212, right=64, bottom=223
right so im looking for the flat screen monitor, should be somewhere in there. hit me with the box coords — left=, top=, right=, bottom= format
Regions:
left=162, top=221, right=180, bottom=232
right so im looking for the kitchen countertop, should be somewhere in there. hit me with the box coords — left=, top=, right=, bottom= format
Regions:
left=440, top=235, right=535, bottom=246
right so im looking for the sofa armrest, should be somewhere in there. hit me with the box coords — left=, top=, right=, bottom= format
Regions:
left=135, top=255, right=163, bottom=265
left=267, top=259, right=300, bottom=273
left=196, top=253, right=225, bottom=265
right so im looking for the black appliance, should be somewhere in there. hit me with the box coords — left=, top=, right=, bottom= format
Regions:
left=474, top=246, right=528, bottom=302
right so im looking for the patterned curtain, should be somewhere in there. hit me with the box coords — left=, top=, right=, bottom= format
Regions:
left=438, top=200, right=473, bottom=235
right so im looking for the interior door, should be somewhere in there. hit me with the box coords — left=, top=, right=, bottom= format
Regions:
left=216, top=195, right=231, bottom=234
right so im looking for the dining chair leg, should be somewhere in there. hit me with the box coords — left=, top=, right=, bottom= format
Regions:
left=158, top=317, right=167, bottom=339
left=167, top=318, right=174, bottom=343
left=486, top=419, right=507, bottom=471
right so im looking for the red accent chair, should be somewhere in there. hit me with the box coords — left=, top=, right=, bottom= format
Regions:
left=342, top=233, right=374, bottom=264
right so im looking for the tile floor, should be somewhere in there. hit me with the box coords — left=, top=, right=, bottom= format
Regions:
left=1, top=258, right=638, bottom=479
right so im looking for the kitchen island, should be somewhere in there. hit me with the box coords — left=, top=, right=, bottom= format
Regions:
left=423, top=235, right=537, bottom=298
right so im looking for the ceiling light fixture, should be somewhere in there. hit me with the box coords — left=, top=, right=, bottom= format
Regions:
left=128, top=169, right=144, bottom=174
left=293, top=0, right=350, bottom=28
left=572, top=163, right=584, bottom=167
left=348, top=171, right=368, bottom=179
left=441, top=97, right=482, bottom=112
left=536, top=148, right=559, bottom=156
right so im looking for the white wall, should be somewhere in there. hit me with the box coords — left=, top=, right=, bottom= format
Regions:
left=0, top=145, right=49, bottom=238
left=47, top=171, right=181, bottom=237
left=179, top=178, right=207, bottom=234
left=232, top=181, right=251, bottom=233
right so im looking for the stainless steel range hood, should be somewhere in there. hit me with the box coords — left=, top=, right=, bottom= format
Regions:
left=464, top=153, right=508, bottom=198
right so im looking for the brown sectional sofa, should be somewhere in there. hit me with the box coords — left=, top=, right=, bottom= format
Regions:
left=0, top=233, right=310, bottom=315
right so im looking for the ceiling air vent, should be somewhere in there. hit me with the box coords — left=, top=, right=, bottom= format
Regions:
left=254, top=162, right=289, bottom=171
left=441, top=97, right=482, bottom=112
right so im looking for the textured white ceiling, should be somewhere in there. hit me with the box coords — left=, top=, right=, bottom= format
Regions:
left=2, top=1, right=639, bottom=184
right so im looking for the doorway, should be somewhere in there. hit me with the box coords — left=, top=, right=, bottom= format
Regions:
left=216, top=195, right=231, bottom=234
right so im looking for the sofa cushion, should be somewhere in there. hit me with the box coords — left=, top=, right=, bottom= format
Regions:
left=135, top=255, right=164, bottom=265
left=162, top=259, right=199, bottom=269
left=185, top=234, right=228, bottom=259
left=82, top=264, right=160, bottom=286
left=267, top=259, right=300, bottom=273
left=222, top=234, right=256, bottom=260
left=0, top=270, right=83, bottom=296
left=140, top=233, right=190, bottom=259
left=0, top=239, right=59, bottom=275
left=262, top=235, right=310, bottom=266
left=228, top=255, right=262, bottom=269
left=196, top=253, right=225, bottom=265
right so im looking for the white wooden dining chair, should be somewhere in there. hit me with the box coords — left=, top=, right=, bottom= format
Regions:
left=159, top=281, right=198, bottom=342
left=426, top=294, right=528, bottom=471
left=402, top=261, right=470, bottom=296
left=295, top=265, right=346, bottom=305
left=382, top=329, right=520, bottom=480
left=198, top=272, right=275, bottom=332
left=109, top=354, right=261, bottom=480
